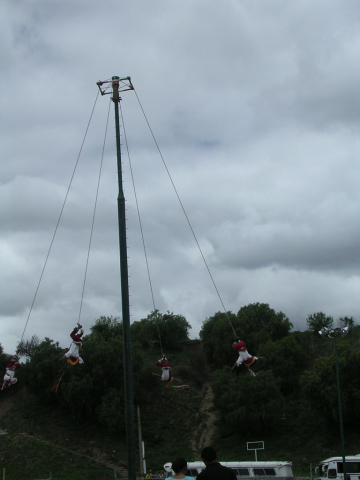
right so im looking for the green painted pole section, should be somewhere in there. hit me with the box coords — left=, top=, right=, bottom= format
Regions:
left=334, top=337, right=346, bottom=480
left=112, top=76, right=136, bottom=480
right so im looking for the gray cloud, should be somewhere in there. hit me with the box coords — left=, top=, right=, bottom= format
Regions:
left=1, top=0, right=360, bottom=355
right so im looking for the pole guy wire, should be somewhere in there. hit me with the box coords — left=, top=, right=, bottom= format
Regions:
left=19, top=91, right=100, bottom=344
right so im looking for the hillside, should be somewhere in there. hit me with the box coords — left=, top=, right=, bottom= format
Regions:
left=1, top=318, right=360, bottom=480
left=2, top=381, right=360, bottom=480
left=0, top=342, right=210, bottom=479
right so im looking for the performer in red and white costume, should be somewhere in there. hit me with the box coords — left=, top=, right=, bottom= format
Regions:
left=59, top=323, right=84, bottom=366
left=231, top=340, right=259, bottom=375
left=1, top=354, right=21, bottom=390
left=155, top=355, right=172, bottom=383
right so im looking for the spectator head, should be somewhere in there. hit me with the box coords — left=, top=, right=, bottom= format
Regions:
left=201, top=446, right=218, bottom=464
left=171, top=458, right=187, bottom=474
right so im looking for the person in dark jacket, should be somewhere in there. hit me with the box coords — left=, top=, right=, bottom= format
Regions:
left=197, top=447, right=237, bottom=480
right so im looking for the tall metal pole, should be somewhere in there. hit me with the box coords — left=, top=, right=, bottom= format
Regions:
left=137, top=405, right=145, bottom=479
left=320, top=327, right=348, bottom=480
left=111, top=76, right=136, bottom=480
left=333, top=336, right=347, bottom=480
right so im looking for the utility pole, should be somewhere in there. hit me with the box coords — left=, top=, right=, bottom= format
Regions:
left=333, top=335, right=346, bottom=480
left=137, top=405, right=145, bottom=479
left=319, top=326, right=349, bottom=480
left=96, top=75, right=135, bottom=480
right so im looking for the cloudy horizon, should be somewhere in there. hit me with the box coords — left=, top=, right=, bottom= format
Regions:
left=1, top=0, right=360, bottom=356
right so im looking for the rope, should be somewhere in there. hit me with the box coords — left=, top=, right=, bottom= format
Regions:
left=19, top=91, right=100, bottom=344
left=52, top=365, right=70, bottom=395
left=77, top=98, right=111, bottom=324
left=119, top=102, right=164, bottom=355
left=133, top=88, right=238, bottom=339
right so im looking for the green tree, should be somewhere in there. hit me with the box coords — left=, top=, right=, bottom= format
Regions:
left=58, top=333, right=124, bottom=424
left=90, top=316, right=122, bottom=340
left=200, top=304, right=292, bottom=369
left=236, top=303, right=293, bottom=345
left=199, top=311, right=238, bottom=368
left=337, top=316, right=355, bottom=329
left=131, top=310, right=191, bottom=350
left=211, top=367, right=284, bottom=433
left=22, top=317, right=146, bottom=431
left=0, top=343, right=9, bottom=374
left=306, top=312, right=333, bottom=334
left=300, top=342, right=360, bottom=426
left=16, top=334, right=40, bottom=357
left=260, top=332, right=309, bottom=395
left=22, top=338, right=63, bottom=401
left=58, top=320, right=146, bottom=428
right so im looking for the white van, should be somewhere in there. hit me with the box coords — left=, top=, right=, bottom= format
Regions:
left=315, top=455, right=360, bottom=480
left=164, top=461, right=293, bottom=479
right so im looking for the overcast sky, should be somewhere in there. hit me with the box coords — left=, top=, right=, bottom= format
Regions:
left=1, top=0, right=360, bottom=356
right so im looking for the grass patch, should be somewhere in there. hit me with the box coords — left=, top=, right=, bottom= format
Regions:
left=0, top=434, right=116, bottom=480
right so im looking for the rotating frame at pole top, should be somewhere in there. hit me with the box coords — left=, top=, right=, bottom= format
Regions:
left=96, top=76, right=134, bottom=102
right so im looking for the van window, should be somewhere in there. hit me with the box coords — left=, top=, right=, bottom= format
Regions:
left=328, top=469, right=337, bottom=478
left=232, top=468, right=250, bottom=476
left=265, top=469, right=276, bottom=476
left=346, top=463, right=360, bottom=474
left=254, top=468, right=276, bottom=476
left=236, top=468, right=250, bottom=476
left=254, top=468, right=266, bottom=476
left=337, top=462, right=360, bottom=474
left=317, top=466, right=328, bottom=478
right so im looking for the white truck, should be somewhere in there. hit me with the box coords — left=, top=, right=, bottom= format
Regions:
left=164, top=460, right=293, bottom=480
left=315, top=455, right=360, bottom=480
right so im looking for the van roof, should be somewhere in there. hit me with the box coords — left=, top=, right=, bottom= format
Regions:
left=319, top=456, right=360, bottom=463
left=164, top=461, right=292, bottom=471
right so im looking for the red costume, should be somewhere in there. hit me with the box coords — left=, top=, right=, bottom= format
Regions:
left=232, top=341, right=256, bottom=366
left=70, top=330, right=83, bottom=344
left=2, top=355, right=21, bottom=390
left=232, top=340, right=260, bottom=376
left=60, top=325, right=84, bottom=365
left=6, top=358, right=21, bottom=371
left=155, top=357, right=172, bottom=383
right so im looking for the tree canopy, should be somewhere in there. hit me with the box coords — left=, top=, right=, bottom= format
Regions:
left=200, top=303, right=292, bottom=369
left=306, top=312, right=333, bottom=334
left=17, top=334, right=40, bottom=357
left=300, top=340, right=360, bottom=425
left=236, top=303, right=293, bottom=344
left=7, top=306, right=360, bottom=439
left=337, top=316, right=355, bottom=329
left=260, top=332, right=311, bottom=395
left=211, top=367, right=284, bottom=432
left=21, top=318, right=146, bottom=431
left=0, top=343, right=10, bottom=373
left=90, top=316, right=123, bottom=340
left=130, top=310, right=191, bottom=350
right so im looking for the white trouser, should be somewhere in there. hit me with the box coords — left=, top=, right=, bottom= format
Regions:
left=5, top=369, right=17, bottom=384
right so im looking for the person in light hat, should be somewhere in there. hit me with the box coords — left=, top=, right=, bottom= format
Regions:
left=231, top=339, right=261, bottom=376
left=59, top=323, right=84, bottom=366
left=1, top=354, right=21, bottom=390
